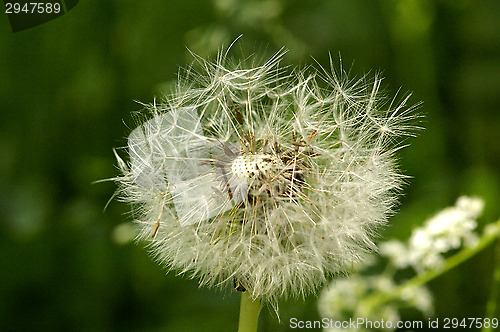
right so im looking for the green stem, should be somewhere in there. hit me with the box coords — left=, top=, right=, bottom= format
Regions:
left=238, top=291, right=261, bottom=332
left=360, top=219, right=500, bottom=313
left=482, top=236, right=500, bottom=332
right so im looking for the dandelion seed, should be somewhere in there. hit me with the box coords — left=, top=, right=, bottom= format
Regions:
left=113, top=48, right=419, bottom=306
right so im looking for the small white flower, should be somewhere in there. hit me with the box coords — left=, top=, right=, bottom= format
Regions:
left=318, top=276, right=368, bottom=319
left=456, top=196, right=484, bottom=219
left=319, top=275, right=410, bottom=331
left=319, top=274, right=433, bottom=331
left=379, top=239, right=411, bottom=268
left=114, top=49, right=417, bottom=304
left=400, top=285, right=434, bottom=316
left=408, top=196, right=484, bottom=272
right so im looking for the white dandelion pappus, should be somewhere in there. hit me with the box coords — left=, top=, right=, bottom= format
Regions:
left=128, top=106, right=231, bottom=227
left=114, top=48, right=419, bottom=305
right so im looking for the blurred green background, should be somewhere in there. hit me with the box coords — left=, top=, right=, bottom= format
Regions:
left=1, top=0, right=499, bottom=331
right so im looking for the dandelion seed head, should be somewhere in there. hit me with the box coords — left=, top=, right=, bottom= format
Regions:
left=113, top=48, right=419, bottom=305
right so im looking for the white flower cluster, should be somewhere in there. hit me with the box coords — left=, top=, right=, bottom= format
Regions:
left=318, top=275, right=433, bottom=332
left=318, top=196, right=485, bottom=331
left=381, top=196, right=484, bottom=272
left=114, top=49, right=417, bottom=304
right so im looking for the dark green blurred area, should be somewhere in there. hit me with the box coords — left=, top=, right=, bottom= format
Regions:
left=1, top=0, right=499, bottom=331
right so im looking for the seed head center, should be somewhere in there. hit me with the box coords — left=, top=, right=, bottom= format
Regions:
left=231, top=153, right=282, bottom=181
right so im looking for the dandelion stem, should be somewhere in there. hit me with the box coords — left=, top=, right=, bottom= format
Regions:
left=360, top=218, right=500, bottom=313
left=238, top=291, right=260, bottom=332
